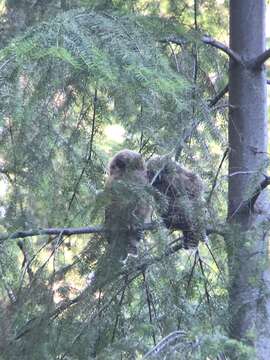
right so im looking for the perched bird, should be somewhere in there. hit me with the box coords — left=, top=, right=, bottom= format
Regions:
left=147, top=156, right=207, bottom=248
left=105, top=149, right=151, bottom=259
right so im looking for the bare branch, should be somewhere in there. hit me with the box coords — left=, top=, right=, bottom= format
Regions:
left=207, top=148, right=229, bottom=205
left=250, top=49, right=270, bottom=70
left=0, top=223, right=157, bottom=242
left=209, top=80, right=269, bottom=107
left=17, top=240, right=34, bottom=281
left=160, top=36, right=186, bottom=46
left=202, top=36, right=242, bottom=64
left=0, top=222, right=224, bottom=243
left=208, top=84, right=229, bottom=108
left=249, top=175, right=270, bottom=209
left=143, top=330, right=186, bottom=359
left=142, top=272, right=156, bottom=346
left=0, top=225, right=104, bottom=242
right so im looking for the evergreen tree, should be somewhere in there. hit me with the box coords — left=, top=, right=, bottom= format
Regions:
left=0, top=0, right=269, bottom=359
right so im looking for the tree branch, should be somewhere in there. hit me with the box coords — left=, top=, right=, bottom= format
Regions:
left=208, top=83, right=229, bottom=107
left=249, top=175, right=270, bottom=209
left=13, top=227, right=225, bottom=343
left=0, top=225, right=104, bottom=242
left=209, top=80, right=269, bottom=106
left=0, top=223, right=157, bottom=242
left=17, top=240, right=34, bottom=281
left=15, top=238, right=184, bottom=341
left=202, top=36, right=242, bottom=64
left=160, top=36, right=186, bottom=46
left=249, top=49, right=270, bottom=70
left=0, top=222, right=224, bottom=243
left=207, top=148, right=229, bottom=205
left=142, top=330, right=186, bottom=359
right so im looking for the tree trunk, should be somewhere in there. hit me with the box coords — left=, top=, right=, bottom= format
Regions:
left=0, top=0, right=56, bottom=49
left=228, top=0, right=270, bottom=358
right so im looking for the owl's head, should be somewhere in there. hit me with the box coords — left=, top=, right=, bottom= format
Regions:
left=108, top=149, right=146, bottom=180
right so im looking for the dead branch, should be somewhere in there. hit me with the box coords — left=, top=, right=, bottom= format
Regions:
left=0, top=225, right=104, bottom=242
left=142, top=330, right=186, bottom=359
left=208, top=84, right=229, bottom=108
left=249, top=175, right=270, bottom=209
left=249, top=48, right=270, bottom=70
left=202, top=36, right=242, bottom=64
left=209, top=80, right=269, bottom=107
left=160, top=36, right=187, bottom=46
left=207, top=148, right=229, bottom=205
left=17, top=240, right=34, bottom=281
left=0, top=223, right=159, bottom=242
left=0, top=222, right=224, bottom=243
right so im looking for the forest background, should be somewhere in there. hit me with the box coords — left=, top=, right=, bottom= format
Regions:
left=0, top=0, right=270, bottom=359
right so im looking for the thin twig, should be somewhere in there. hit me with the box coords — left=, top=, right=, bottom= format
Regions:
left=185, top=251, right=198, bottom=297
left=0, top=225, right=104, bottom=242
left=17, top=240, right=34, bottom=281
left=208, top=84, right=229, bottom=108
left=202, top=36, right=242, bottom=64
left=142, top=330, right=186, bottom=359
left=207, top=148, right=229, bottom=205
left=14, top=238, right=185, bottom=341
left=204, top=243, right=225, bottom=282
left=111, top=276, right=128, bottom=343
left=58, top=272, right=143, bottom=359
left=67, top=88, right=98, bottom=211
left=197, top=254, right=211, bottom=310
left=160, top=36, right=186, bottom=46
left=143, top=271, right=156, bottom=346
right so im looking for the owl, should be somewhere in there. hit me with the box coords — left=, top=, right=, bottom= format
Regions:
left=147, top=156, right=207, bottom=248
left=105, top=149, right=151, bottom=259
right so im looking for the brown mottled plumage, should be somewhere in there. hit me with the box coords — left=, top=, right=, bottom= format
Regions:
left=105, top=149, right=151, bottom=259
left=147, top=156, right=207, bottom=248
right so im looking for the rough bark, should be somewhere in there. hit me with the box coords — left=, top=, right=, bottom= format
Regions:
left=0, top=0, right=57, bottom=48
left=228, top=1, right=270, bottom=358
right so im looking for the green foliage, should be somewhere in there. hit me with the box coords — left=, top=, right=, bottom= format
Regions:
left=0, top=0, right=253, bottom=359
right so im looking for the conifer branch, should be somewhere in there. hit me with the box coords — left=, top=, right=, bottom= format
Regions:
left=0, top=223, right=224, bottom=242
left=0, top=223, right=156, bottom=242
left=202, top=36, right=242, bottom=64
left=15, top=240, right=183, bottom=341
left=250, top=49, right=270, bottom=70
left=13, top=232, right=224, bottom=343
